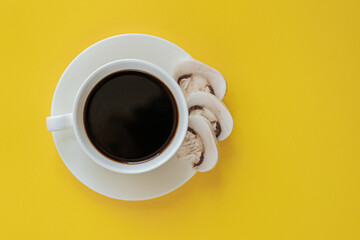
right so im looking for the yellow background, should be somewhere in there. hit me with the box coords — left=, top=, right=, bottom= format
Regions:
left=1, top=0, right=360, bottom=239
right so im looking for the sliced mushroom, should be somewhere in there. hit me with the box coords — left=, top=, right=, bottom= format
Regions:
left=176, top=115, right=218, bottom=172
left=176, top=74, right=215, bottom=99
left=173, top=59, right=227, bottom=100
left=187, top=92, right=233, bottom=141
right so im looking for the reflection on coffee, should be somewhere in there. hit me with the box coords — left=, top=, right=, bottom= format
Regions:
left=84, top=71, right=178, bottom=164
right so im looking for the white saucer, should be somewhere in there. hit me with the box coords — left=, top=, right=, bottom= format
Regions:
left=50, top=34, right=196, bottom=200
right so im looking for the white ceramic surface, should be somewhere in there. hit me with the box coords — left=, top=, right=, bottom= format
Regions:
left=50, top=34, right=196, bottom=200
left=48, top=59, right=189, bottom=174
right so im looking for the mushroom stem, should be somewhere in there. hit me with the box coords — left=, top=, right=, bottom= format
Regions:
left=176, top=115, right=219, bottom=172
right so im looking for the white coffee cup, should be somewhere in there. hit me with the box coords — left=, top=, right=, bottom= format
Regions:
left=47, top=59, right=188, bottom=174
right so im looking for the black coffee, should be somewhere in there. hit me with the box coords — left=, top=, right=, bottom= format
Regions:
left=84, top=71, right=178, bottom=164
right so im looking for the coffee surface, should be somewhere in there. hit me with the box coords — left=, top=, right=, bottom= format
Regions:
left=84, top=71, right=178, bottom=163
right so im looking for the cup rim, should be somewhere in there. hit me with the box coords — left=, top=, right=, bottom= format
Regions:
left=72, top=59, right=188, bottom=174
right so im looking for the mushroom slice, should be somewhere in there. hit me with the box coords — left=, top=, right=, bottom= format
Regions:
left=187, top=92, right=233, bottom=141
left=176, top=115, right=219, bottom=172
left=173, top=59, right=227, bottom=100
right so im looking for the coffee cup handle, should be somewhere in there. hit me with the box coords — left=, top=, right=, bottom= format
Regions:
left=46, top=113, right=73, bottom=131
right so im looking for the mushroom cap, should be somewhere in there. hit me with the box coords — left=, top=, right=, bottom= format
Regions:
left=173, top=59, right=227, bottom=100
left=187, top=92, right=233, bottom=141
left=188, top=115, right=219, bottom=172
